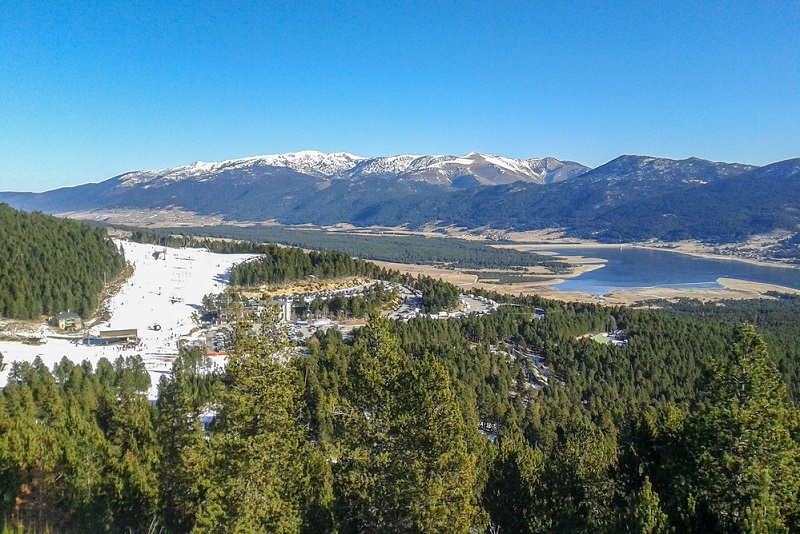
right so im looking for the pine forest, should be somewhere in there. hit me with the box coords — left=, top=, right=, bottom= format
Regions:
left=0, top=204, right=125, bottom=319
left=3, top=291, right=800, bottom=532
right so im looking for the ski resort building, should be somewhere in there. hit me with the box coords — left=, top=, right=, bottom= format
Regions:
left=54, top=311, right=82, bottom=331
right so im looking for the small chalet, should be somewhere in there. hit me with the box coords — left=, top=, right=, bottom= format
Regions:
left=54, top=311, right=82, bottom=331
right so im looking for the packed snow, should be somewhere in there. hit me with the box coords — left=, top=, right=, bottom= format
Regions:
left=0, top=241, right=258, bottom=399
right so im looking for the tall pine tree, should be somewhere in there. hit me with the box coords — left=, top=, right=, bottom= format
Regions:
left=689, top=324, right=800, bottom=532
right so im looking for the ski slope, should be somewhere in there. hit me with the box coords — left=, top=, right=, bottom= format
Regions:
left=0, top=241, right=257, bottom=399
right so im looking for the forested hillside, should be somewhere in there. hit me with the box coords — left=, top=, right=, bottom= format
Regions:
left=228, top=246, right=460, bottom=313
left=3, top=294, right=800, bottom=532
left=0, top=204, right=125, bottom=319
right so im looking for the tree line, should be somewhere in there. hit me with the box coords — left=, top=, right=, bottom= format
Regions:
left=127, top=226, right=572, bottom=271
left=229, top=248, right=380, bottom=286
left=227, top=243, right=459, bottom=313
left=0, top=204, right=125, bottom=319
left=303, top=283, right=397, bottom=319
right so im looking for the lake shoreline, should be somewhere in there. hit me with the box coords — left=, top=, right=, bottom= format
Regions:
left=67, top=216, right=800, bottom=305
left=496, top=229, right=799, bottom=273
left=372, top=238, right=800, bottom=306
left=370, top=256, right=800, bottom=306
left=519, top=244, right=800, bottom=304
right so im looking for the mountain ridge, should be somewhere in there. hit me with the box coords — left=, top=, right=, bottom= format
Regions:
left=1, top=152, right=798, bottom=245
left=108, top=150, right=591, bottom=190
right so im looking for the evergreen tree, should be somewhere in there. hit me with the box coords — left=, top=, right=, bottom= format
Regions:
left=156, top=357, right=215, bottom=533
left=484, top=424, right=544, bottom=533
left=193, top=310, right=310, bottom=532
left=334, top=315, right=484, bottom=532
left=689, top=324, right=800, bottom=531
left=627, top=476, right=668, bottom=534
left=541, top=416, right=619, bottom=532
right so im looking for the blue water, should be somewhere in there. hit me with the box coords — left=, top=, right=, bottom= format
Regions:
left=541, top=246, right=800, bottom=295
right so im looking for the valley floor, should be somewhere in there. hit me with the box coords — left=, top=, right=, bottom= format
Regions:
left=59, top=207, right=798, bottom=267
left=46, top=208, right=800, bottom=304
left=2, top=232, right=798, bottom=400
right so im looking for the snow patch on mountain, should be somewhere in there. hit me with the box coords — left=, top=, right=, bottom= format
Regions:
left=115, top=150, right=590, bottom=189
left=254, top=150, right=366, bottom=176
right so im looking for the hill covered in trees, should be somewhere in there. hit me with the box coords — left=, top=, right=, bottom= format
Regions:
left=3, top=292, right=800, bottom=532
left=0, top=204, right=125, bottom=319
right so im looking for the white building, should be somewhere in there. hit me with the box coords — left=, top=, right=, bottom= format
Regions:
left=269, top=298, right=293, bottom=323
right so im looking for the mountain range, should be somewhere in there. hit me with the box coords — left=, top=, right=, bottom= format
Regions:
left=1, top=151, right=798, bottom=243
left=85, top=150, right=590, bottom=190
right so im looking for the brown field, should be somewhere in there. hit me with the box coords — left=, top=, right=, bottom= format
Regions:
left=237, top=276, right=375, bottom=300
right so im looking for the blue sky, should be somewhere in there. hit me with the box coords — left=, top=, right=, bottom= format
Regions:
left=1, top=0, right=798, bottom=192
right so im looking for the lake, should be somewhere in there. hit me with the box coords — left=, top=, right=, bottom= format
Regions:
left=538, top=246, right=800, bottom=295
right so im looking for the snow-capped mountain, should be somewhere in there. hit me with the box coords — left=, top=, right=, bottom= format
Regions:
left=2, top=151, right=797, bottom=245
left=115, top=150, right=589, bottom=190
left=117, top=151, right=367, bottom=188
left=342, top=152, right=588, bottom=186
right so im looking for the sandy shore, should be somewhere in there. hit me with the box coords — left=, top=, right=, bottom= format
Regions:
left=498, top=228, right=799, bottom=271
left=717, top=277, right=800, bottom=295
left=371, top=255, right=799, bottom=306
